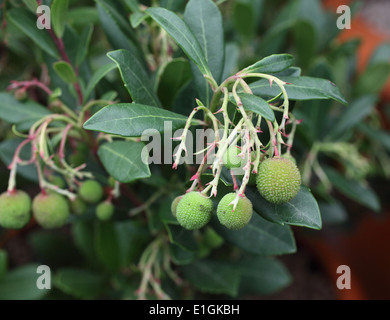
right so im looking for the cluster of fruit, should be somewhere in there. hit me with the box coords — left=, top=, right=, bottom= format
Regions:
left=0, top=180, right=114, bottom=230
left=172, top=155, right=302, bottom=231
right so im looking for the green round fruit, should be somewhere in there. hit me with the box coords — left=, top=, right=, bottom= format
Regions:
left=176, top=192, right=213, bottom=230
left=0, top=190, right=31, bottom=229
left=256, top=157, right=301, bottom=204
left=32, top=192, right=70, bottom=229
left=217, top=193, right=253, bottom=230
left=96, top=202, right=114, bottom=221
left=78, top=180, right=103, bottom=204
left=171, top=195, right=183, bottom=217
left=48, top=175, right=66, bottom=189
left=70, top=197, right=87, bottom=216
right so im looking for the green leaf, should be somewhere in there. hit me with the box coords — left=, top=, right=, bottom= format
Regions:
left=165, top=223, right=198, bottom=252
left=237, top=255, right=292, bottom=296
left=293, top=20, right=316, bottom=69
left=184, top=0, right=225, bottom=104
left=83, top=103, right=191, bottom=137
left=318, top=201, right=348, bottom=225
left=0, top=264, right=48, bottom=300
left=250, top=76, right=348, bottom=105
left=84, top=62, right=117, bottom=102
left=0, top=250, right=7, bottom=279
left=243, top=54, right=295, bottom=75
left=146, top=7, right=211, bottom=77
left=107, top=49, right=162, bottom=108
left=156, top=58, right=192, bottom=107
left=169, top=244, right=197, bottom=265
left=245, top=185, right=322, bottom=230
left=327, top=95, right=377, bottom=140
left=94, top=221, right=121, bottom=272
left=233, top=0, right=262, bottom=40
left=211, top=211, right=296, bottom=256
left=98, top=140, right=151, bottom=183
left=0, top=93, right=51, bottom=125
left=76, top=24, right=93, bottom=67
left=21, top=0, right=38, bottom=13
left=231, top=93, right=275, bottom=121
left=357, top=124, right=390, bottom=152
left=51, top=0, right=69, bottom=38
left=72, top=221, right=97, bottom=264
left=53, top=61, right=78, bottom=84
left=354, top=62, right=390, bottom=96
left=324, top=167, right=381, bottom=213
left=181, top=259, right=241, bottom=297
left=53, top=268, right=106, bottom=299
left=67, top=7, right=99, bottom=27
left=7, top=8, right=59, bottom=58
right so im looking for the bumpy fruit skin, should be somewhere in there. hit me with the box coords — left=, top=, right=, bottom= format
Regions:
left=176, top=192, right=213, bottom=230
left=171, top=196, right=183, bottom=217
left=217, top=193, right=253, bottom=230
left=96, top=202, right=114, bottom=221
left=256, top=157, right=301, bottom=204
left=0, top=191, right=31, bottom=229
left=78, top=180, right=103, bottom=204
left=32, top=192, right=70, bottom=229
left=70, top=197, right=87, bottom=216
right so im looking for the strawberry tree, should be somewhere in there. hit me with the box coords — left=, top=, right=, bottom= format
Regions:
left=0, top=0, right=385, bottom=300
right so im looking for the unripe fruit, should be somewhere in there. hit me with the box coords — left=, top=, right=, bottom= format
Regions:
left=176, top=192, right=213, bottom=230
left=171, top=195, right=183, bottom=217
left=96, top=201, right=114, bottom=221
left=70, top=197, right=87, bottom=216
left=217, top=193, right=253, bottom=230
left=78, top=180, right=103, bottom=204
left=32, top=192, right=70, bottom=229
left=48, top=175, right=66, bottom=189
left=256, top=157, right=301, bottom=204
left=0, top=191, right=31, bottom=229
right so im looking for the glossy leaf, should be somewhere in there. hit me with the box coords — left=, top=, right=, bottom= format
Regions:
left=76, top=24, right=93, bottom=67
left=146, top=7, right=212, bottom=77
left=165, top=223, right=198, bottom=252
left=181, top=259, right=241, bottom=297
left=243, top=54, right=295, bottom=75
left=250, top=76, right=347, bottom=105
left=83, top=103, right=191, bottom=137
left=53, top=268, right=106, bottom=299
left=7, top=8, right=59, bottom=58
left=0, top=264, right=48, bottom=300
left=98, top=140, right=151, bottom=183
left=107, top=49, right=162, bottom=108
left=53, top=61, right=78, bottom=84
left=211, top=211, right=296, bottom=256
left=245, top=185, right=322, bottom=230
left=231, top=93, right=275, bottom=121
left=83, top=62, right=117, bottom=102
left=51, top=0, right=69, bottom=38
left=324, top=167, right=381, bottom=213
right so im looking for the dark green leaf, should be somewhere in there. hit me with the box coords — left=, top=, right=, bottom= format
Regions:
left=354, top=62, right=390, bottom=96
left=72, top=221, right=97, bottom=264
left=211, top=211, right=296, bottom=256
left=7, top=8, right=59, bottom=58
left=83, top=62, right=117, bottom=102
left=53, top=61, right=78, bottom=84
left=83, top=103, right=191, bottom=137
left=181, top=259, right=241, bottom=297
left=324, top=167, right=381, bottom=212
left=146, top=7, right=212, bottom=77
left=53, top=268, right=106, bottom=299
left=98, top=140, right=150, bottom=183
left=156, top=58, right=192, bottom=108
left=67, top=7, right=99, bottom=27
left=107, top=49, right=162, bottom=108
left=169, top=244, right=197, bottom=265
left=184, top=0, right=225, bottom=104
left=232, top=93, right=275, bottom=121
left=165, top=223, right=198, bottom=252
left=237, top=255, right=292, bottom=296
left=327, top=95, right=377, bottom=140
left=76, top=24, right=93, bottom=67
left=243, top=54, right=295, bottom=75
left=250, top=76, right=347, bottom=105
left=0, top=250, right=7, bottom=279
left=0, top=264, right=48, bottom=300
left=245, top=185, right=322, bottom=230
left=318, top=200, right=348, bottom=225
left=293, top=20, right=316, bottom=69
left=51, top=0, right=69, bottom=38
left=94, top=221, right=121, bottom=272
left=0, top=93, right=51, bottom=125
